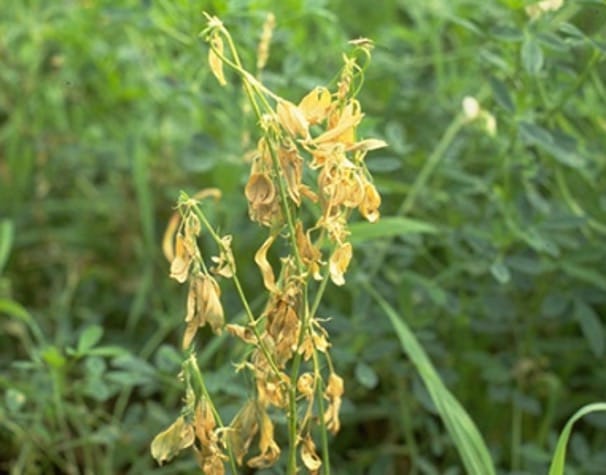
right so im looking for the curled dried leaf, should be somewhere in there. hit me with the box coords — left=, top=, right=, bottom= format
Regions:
left=254, top=234, right=279, bottom=294
left=162, top=212, right=181, bottom=262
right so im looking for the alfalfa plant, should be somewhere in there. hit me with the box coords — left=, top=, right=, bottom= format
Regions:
left=150, top=13, right=386, bottom=474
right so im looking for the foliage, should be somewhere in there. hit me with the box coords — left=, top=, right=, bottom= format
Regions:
left=1, top=0, right=605, bottom=474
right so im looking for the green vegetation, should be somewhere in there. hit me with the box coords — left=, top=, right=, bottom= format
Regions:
left=1, top=0, right=606, bottom=474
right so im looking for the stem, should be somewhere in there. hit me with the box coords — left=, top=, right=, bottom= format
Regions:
left=312, top=349, right=331, bottom=475
left=187, top=355, right=239, bottom=474
left=190, top=204, right=283, bottom=378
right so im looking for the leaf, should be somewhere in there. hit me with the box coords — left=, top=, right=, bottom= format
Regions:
left=573, top=300, right=604, bottom=357
left=490, top=261, right=511, bottom=284
left=548, top=403, right=606, bottom=475
left=518, top=122, right=585, bottom=168
left=365, top=283, right=496, bottom=475
left=521, top=35, right=544, bottom=75
left=0, top=219, right=14, bottom=273
left=355, top=361, right=379, bottom=389
left=77, top=325, right=104, bottom=355
left=349, top=217, right=438, bottom=244
left=489, top=77, right=515, bottom=113
left=561, top=262, right=606, bottom=291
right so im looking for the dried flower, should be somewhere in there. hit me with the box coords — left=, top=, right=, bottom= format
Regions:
left=329, top=242, right=353, bottom=286
left=150, top=416, right=195, bottom=465
left=323, top=372, right=344, bottom=434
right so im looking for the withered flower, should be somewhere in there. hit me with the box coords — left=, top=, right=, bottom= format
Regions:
left=297, top=372, right=315, bottom=398
left=300, top=434, right=322, bottom=473
left=150, top=416, right=195, bottom=465
left=299, top=86, right=332, bottom=125
left=183, top=273, right=224, bottom=348
left=358, top=180, right=381, bottom=223
left=247, top=408, right=280, bottom=468
left=169, top=233, right=196, bottom=283
left=323, top=372, right=344, bottom=434
left=227, top=400, right=260, bottom=465
left=211, top=234, right=235, bottom=278
left=329, top=242, right=353, bottom=286
left=208, top=34, right=227, bottom=86
left=295, top=221, right=322, bottom=280
left=276, top=99, right=309, bottom=139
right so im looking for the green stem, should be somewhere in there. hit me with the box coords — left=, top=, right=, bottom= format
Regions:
left=312, top=350, right=331, bottom=475
left=187, top=355, right=239, bottom=474
left=190, top=204, right=283, bottom=378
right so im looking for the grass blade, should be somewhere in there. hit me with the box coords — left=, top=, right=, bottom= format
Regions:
left=365, top=282, right=496, bottom=475
left=548, top=402, right=606, bottom=475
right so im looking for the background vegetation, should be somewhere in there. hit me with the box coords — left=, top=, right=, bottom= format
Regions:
left=1, top=0, right=605, bottom=474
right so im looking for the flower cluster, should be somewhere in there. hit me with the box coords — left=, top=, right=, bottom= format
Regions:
left=151, top=13, right=385, bottom=475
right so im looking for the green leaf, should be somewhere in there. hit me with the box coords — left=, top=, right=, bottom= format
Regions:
left=549, top=403, right=606, bottom=475
left=490, top=261, right=511, bottom=284
left=365, top=283, right=496, bottom=475
left=5, top=388, right=26, bottom=413
left=519, top=121, right=553, bottom=148
left=77, top=325, right=104, bottom=355
left=518, top=122, right=585, bottom=168
left=561, top=262, right=606, bottom=291
left=0, top=219, right=14, bottom=274
left=489, top=77, right=515, bottom=113
left=355, top=362, right=379, bottom=389
left=349, top=217, right=438, bottom=244
left=521, top=35, right=544, bottom=75
left=573, top=300, right=604, bottom=357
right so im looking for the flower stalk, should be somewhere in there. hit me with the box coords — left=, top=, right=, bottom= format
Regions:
left=151, top=13, right=385, bottom=474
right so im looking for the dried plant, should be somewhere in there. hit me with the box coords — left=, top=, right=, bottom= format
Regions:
left=151, top=12, right=386, bottom=475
